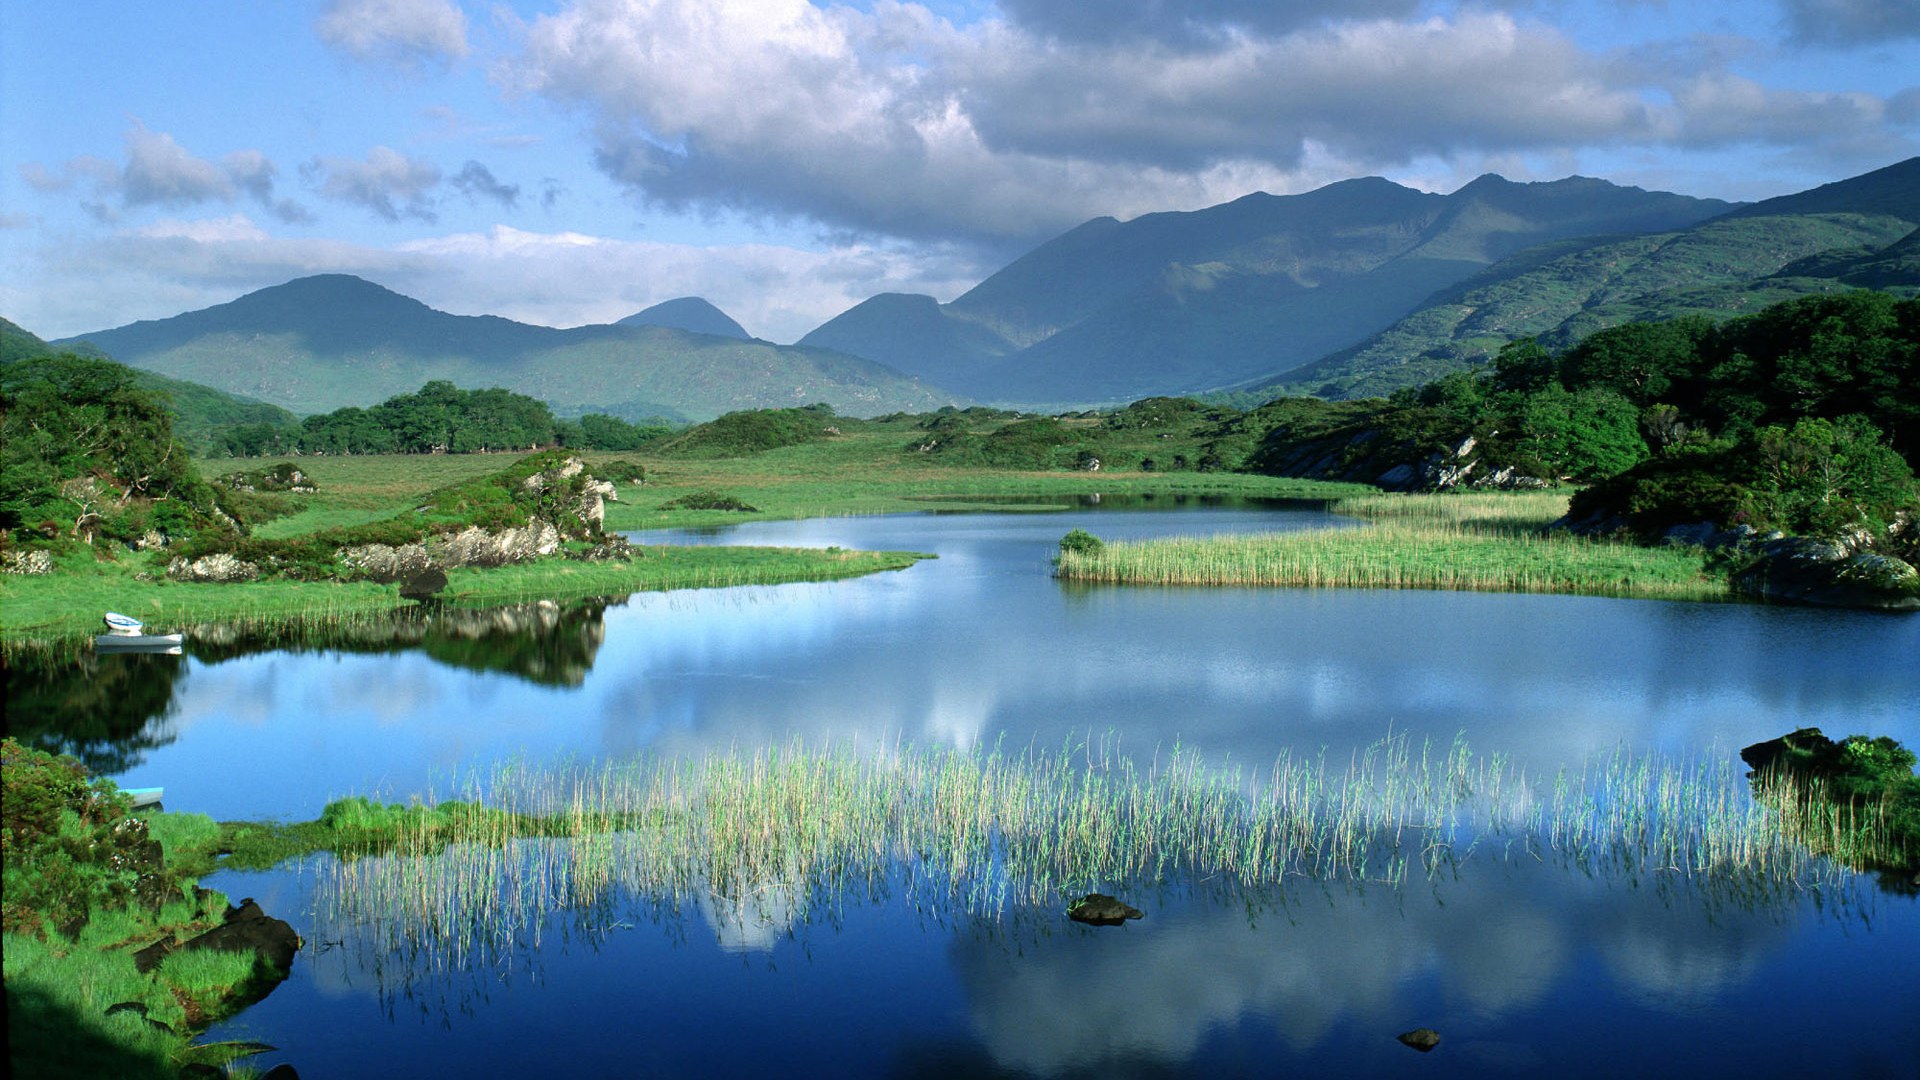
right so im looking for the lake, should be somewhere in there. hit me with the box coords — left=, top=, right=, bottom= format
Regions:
left=13, top=499, right=1920, bottom=1078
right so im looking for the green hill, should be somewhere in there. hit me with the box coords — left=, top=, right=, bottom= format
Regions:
left=3, top=316, right=298, bottom=452
left=1249, top=157, right=1920, bottom=400
left=54, top=276, right=959, bottom=421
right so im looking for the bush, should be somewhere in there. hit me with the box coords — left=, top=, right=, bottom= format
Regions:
left=661, top=489, right=759, bottom=512
left=1059, top=529, right=1105, bottom=556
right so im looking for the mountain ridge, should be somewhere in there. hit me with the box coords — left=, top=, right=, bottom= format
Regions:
left=55, top=277, right=957, bottom=420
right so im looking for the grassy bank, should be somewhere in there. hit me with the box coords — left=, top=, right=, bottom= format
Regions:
left=1056, top=490, right=1727, bottom=600
left=308, top=734, right=1903, bottom=974
left=0, top=543, right=927, bottom=640
left=3, top=740, right=281, bottom=1079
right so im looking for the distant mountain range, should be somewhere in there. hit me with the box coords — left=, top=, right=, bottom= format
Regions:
left=50, top=276, right=955, bottom=419
left=23, top=158, right=1920, bottom=417
left=801, top=173, right=1739, bottom=404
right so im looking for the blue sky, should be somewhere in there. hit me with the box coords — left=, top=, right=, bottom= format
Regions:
left=2, top=0, right=1915, bottom=343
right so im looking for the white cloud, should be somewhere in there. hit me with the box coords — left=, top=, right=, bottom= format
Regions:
left=315, top=0, right=470, bottom=69
left=19, top=126, right=311, bottom=223
left=303, top=146, right=444, bottom=222
left=504, top=1, right=1913, bottom=251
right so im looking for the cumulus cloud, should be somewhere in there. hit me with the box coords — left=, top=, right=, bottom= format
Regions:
left=315, top=0, right=469, bottom=69
left=22, top=126, right=312, bottom=223
left=450, top=160, right=520, bottom=208
left=506, top=1, right=1913, bottom=251
left=1779, top=0, right=1920, bottom=46
left=303, top=146, right=443, bottom=222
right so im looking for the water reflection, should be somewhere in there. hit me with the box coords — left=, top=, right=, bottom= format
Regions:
left=2, top=643, right=183, bottom=774
left=260, top=850, right=1909, bottom=1080
left=2, top=598, right=617, bottom=776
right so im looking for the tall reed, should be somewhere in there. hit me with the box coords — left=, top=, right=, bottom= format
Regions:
left=314, top=734, right=1900, bottom=973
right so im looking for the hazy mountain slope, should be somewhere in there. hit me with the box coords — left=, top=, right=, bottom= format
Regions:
left=4, top=315, right=300, bottom=446
left=1262, top=212, right=1917, bottom=400
left=56, top=276, right=958, bottom=420
left=616, top=296, right=751, bottom=339
left=802, top=173, right=1730, bottom=405
left=797, top=293, right=1016, bottom=386
left=1243, top=157, right=1920, bottom=400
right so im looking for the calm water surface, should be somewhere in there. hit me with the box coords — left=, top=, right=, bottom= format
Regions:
left=15, top=501, right=1920, bottom=1077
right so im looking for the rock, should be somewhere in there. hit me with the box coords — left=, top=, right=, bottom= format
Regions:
left=166, top=553, right=262, bottom=583
left=399, top=567, right=448, bottom=599
left=1734, top=537, right=1920, bottom=610
left=134, top=897, right=301, bottom=978
left=2, top=549, right=53, bottom=574
left=1397, top=1028, right=1441, bottom=1052
left=1066, top=893, right=1143, bottom=926
left=1376, top=463, right=1416, bottom=488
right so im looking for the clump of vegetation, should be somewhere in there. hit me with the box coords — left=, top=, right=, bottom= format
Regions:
left=0, top=352, right=227, bottom=555
left=660, top=489, right=759, bottom=512
left=654, top=405, right=839, bottom=457
left=1742, top=728, right=1920, bottom=884
left=595, top=458, right=647, bottom=484
left=1, top=738, right=278, bottom=1078
left=296, top=380, right=560, bottom=455
left=1058, top=529, right=1105, bottom=556
left=555, top=413, right=671, bottom=452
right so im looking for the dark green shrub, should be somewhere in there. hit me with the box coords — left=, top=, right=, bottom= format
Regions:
left=661, top=490, right=759, bottom=512
left=1059, top=529, right=1105, bottom=556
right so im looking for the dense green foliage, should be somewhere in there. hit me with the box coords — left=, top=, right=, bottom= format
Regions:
left=654, top=404, right=839, bottom=457
left=1263, top=209, right=1919, bottom=401
left=296, top=380, right=557, bottom=454
left=556, top=412, right=672, bottom=451
left=0, top=353, right=227, bottom=549
left=1561, top=292, right=1920, bottom=544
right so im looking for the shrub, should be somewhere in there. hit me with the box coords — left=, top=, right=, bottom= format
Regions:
left=661, top=490, right=759, bottom=512
left=1059, top=529, right=1105, bottom=556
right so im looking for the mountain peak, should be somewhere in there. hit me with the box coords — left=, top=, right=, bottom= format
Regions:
left=616, top=296, right=751, bottom=340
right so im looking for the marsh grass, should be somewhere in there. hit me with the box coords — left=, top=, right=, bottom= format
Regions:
left=315, top=734, right=1899, bottom=973
left=1056, top=490, right=1723, bottom=600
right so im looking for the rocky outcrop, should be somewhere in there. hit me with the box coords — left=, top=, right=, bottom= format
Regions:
left=2, top=549, right=54, bottom=574
left=1729, top=534, right=1920, bottom=611
left=133, top=898, right=301, bottom=979
left=1261, top=428, right=1549, bottom=492
left=166, top=553, right=263, bottom=583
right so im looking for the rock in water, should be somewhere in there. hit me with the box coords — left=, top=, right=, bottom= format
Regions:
left=399, top=567, right=448, bottom=599
left=1066, top=893, right=1143, bottom=926
left=1397, top=1028, right=1441, bottom=1052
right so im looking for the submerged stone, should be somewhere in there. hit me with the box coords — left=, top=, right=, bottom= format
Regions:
left=1066, top=893, right=1143, bottom=926
left=1398, top=1028, right=1442, bottom=1052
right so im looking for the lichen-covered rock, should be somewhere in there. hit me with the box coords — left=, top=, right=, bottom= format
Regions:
left=167, top=553, right=262, bottom=583
left=1735, top=537, right=1920, bottom=611
left=436, top=522, right=561, bottom=567
left=338, top=542, right=432, bottom=583
left=2, top=549, right=54, bottom=574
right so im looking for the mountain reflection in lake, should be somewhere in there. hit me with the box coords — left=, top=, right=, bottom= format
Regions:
left=16, top=501, right=1920, bottom=1077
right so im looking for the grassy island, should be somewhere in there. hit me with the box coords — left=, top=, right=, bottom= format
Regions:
left=1053, top=490, right=1727, bottom=600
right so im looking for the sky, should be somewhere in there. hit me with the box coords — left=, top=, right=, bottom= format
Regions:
left=2, top=0, right=1916, bottom=344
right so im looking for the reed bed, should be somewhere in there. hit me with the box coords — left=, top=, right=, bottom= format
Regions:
left=1056, top=491, right=1723, bottom=600
left=314, top=734, right=1902, bottom=972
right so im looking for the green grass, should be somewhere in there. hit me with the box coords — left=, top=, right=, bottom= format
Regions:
left=308, top=734, right=1902, bottom=976
left=0, top=538, right=927, bottom=640
left=1056, top=490, right=1726, bottom=600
